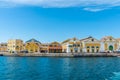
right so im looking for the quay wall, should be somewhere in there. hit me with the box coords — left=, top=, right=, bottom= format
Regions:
left=0, top=52, right=120, bottom=57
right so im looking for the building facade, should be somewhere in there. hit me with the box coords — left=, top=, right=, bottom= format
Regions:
left=81, top=36, right=101, bottom=53
left=25, top=39, right=41, bottom=53
left=7, top=39, right=24, bottom=53
left=62, top=38, right=81, bottom=53
left=100, top=36, right=119, bottom=52
left=0, top=43, right=7, bottom=52
left=40, top=43, right=49, bottom=53
left=48, top=42, right=62, bottom=53
left=117, top=38, right=120, bottom=50
left=4, top=36, right=120, bottom=53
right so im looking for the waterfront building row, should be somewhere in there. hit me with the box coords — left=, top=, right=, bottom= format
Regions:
left=62, top=36, right=119, bottom=53
left=0, top=36, right=120, bottom=53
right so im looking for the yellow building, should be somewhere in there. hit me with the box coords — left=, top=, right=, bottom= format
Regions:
left=62, top=37, right=81, bottom=53
left=0, top=43, right=7, bottom=52
left=40, top=43, right=49, bottom=53
left=100, top=36, right=119, bottom=52
left=7, top=39, right=24, bottom=53
left=25, top=39, right=41, bottom=53
left=80, top=36, right=101, bottom=53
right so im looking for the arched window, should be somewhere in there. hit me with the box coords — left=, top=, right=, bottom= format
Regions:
left=92, top=39, right=94, bottom=41
left=96, top=46, right=99, bottom=48
left=87, top=46, right=90, bottom=48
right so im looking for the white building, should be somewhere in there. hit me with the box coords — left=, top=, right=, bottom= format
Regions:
left=62, top=37, right=81, bottom=53
left=117, top=38, right=120, bottom=50
left=100, top=36, right=119, bottom=52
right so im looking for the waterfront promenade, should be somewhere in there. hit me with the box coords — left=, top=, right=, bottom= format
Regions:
left=0, top=52, right=120, bottom=57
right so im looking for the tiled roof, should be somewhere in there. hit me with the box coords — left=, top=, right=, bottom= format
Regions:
left=50, top=41, right=60, bottom=45
left=26, top=38, right=41, bottom=43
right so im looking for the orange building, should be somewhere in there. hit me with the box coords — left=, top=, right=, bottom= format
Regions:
left=48, top=42, right=62, bottom=53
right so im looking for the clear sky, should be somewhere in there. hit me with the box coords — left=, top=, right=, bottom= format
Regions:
left=0, top=0, right=120, bottom=43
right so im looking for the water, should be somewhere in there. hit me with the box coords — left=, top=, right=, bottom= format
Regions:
left=0, top=57, right=120, bottom=80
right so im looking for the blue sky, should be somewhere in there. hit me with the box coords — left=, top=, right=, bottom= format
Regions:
left=0, top=0, right=120, bottom=43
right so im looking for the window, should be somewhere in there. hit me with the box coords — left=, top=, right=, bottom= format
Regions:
left=92, top=39, right=94, bottom=41
left=16, top=46, right=19, bottom=48
left=96, top=49, right=99, bottom=53
left=96, top=46, right=99, bottom=48
left=36, top=43, right=38, bottom=45
left=87, top=50, right=89, bottom=53
left=73, top=44, right=76, bottom=47
left=50, top=45, right=52, bottom=47
left=110, top=38, right=112, bottom=41
left=69, top=45, right=72, bottom=47
left=87, top=46, right=90, bottom=48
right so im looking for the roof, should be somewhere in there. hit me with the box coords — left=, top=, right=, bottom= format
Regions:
left=26, top=38, right=41, bottom=44
left=80, top=36, right=94, bottom=41
left=117, top=38, right=120, bottom=41
left=8, top=39, right=23, bottom=42
left=62, top=37, right=79, bottom=44
left=101, top=36, right=116, bottom=42
left=80, top=36, right=100, bottom=42
left=50, top=41, right=60, bottom=45
left=61, top=39, right=71, bottom=44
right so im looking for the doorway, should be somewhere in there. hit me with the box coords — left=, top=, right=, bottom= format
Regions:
left=109, top=45, right=113, bottom=51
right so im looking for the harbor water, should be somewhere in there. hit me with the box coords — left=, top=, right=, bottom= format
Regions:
left=0, top=57, right=120, bottom=80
